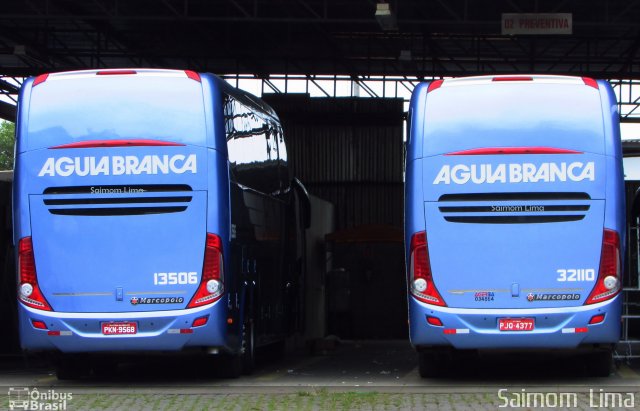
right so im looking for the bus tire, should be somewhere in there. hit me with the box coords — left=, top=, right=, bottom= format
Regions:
left=241, top=318, right=255, bottom=375
left=418, top=350, right=443, bottom=378
left=220, top=353, right=242, bottom=379
left=91, top=357, right=118, bottom=378
left=55, top=354, right=90, bottom=380
left=586, top=349, right=612, bottom=377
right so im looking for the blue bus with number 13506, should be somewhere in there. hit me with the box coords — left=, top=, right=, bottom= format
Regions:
left=14, top=68, right=309, bottom=379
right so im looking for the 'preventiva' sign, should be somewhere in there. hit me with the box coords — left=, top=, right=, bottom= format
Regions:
left=502, top=13, right=572, bottom=35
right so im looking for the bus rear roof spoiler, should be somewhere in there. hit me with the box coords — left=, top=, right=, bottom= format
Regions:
left=427, top=75, right=599, bottom=92
left=32, top=69, right=201, bottom=87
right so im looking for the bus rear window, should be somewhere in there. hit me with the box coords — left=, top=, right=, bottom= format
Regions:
left=24, top=76, right=207, bottom=152
left=423, top=83, right=605, bottom=157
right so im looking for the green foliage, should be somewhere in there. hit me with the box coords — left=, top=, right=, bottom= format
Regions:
left=0, top=121, right=15, bottom=170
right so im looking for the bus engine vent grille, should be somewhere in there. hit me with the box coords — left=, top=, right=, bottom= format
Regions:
left=437, top=192, right=591, bottom=224
left=42, top=185, right=193, bottom=216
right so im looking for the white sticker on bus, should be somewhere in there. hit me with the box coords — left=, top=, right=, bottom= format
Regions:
left=432, top=162, right=594, bottom=185
left=38, top=154, right=197, bottom=177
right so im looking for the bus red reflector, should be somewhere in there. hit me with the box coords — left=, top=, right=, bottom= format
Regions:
left=426, top=316, right=443, bottom=327
left=445, top=147, right=582, bottom=155
left=582, top=77, right=598, bottom=89
left=575, top=327, right=588, bottom=333
left=444, top=328, right=469, bottom=334
left=33, top=74, right=49, bottom=86
left=492, top=76, right=533, bottom=82
left=47, top=330, right=71, bottom=336
left=96, top=70, right=137, bottom=75
left=589, top=314, right=605, bottom=325
left=192, top=316, right=208, bottom=327
left=427, top=80, right=443, bottom=93
left=50, top=139, right=184, bottom=149
left=185, top=70, right=201, bottom=82
left=32, top=320, right=47, bottom=330
left=180, top=328, right=194, bottom=334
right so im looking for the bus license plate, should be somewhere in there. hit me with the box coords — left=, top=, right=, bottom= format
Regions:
left=498, top=318, right=534, bottom=332
left=101, top=322, right=137, bottom=335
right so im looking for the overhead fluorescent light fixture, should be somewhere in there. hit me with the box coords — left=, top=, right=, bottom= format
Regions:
left=375, top=3, right=397, bottom=31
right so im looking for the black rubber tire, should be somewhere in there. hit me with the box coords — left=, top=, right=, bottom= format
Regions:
left=220, top=353, right=242, bottom=378
left=586, top=349, right=613, bottom=377
left=418, top=350, right=444, bottom=378
left=91, top=358, right=118, bottom=378
left=241, top=319, right=256, bottom=375
left=55, top=354, right=90, bottom=380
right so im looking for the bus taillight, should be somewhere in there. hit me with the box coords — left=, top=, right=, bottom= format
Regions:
left=409, top=231, right=446, bottom=307
left=187, top=233, right=225, bottom=308
left=17, top=237, right=52, bottom=311
left=585, top=229, right=621, bottom=305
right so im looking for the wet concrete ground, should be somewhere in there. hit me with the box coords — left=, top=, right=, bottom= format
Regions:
left=1, top=340, right=639, bottom=390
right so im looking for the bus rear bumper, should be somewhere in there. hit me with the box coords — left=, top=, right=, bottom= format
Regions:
left=409, top=295, right=622, bottom=350
left=18, top=301, right=231, bottom=354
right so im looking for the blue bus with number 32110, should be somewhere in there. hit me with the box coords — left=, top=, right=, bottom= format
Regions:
left=405, top=75, right=625, bottom=377
left=14, top=69, right=309, bottom=379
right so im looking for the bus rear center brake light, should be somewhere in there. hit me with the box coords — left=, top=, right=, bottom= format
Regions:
left=96, top=70, right=138, bottom=75
left=50, top=139, right=184, bottom=149
left=492, top=76, right=533, bottom=82
left=444, top=147, right=582, bottom=155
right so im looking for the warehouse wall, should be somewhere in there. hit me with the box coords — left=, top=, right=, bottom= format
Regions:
left=264, top=95, right=407, bottom=339
left=0, top=175, right=19, bottom=354
left=264, top=94, right=405, bottom=230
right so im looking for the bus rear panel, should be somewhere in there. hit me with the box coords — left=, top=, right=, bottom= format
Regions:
left=405, top=75, right=625, bottom=375
left=14, top=69, right=231, bottom=354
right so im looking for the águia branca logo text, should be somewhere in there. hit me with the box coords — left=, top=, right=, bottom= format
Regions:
left=433, top=162, right=595, bottom=185
left=38, top=154, right=197, bottom=177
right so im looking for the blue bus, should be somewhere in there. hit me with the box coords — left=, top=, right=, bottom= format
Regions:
left=14, top=69, right=309, bottom=379
left=405, top=75, right=625, bottom=377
